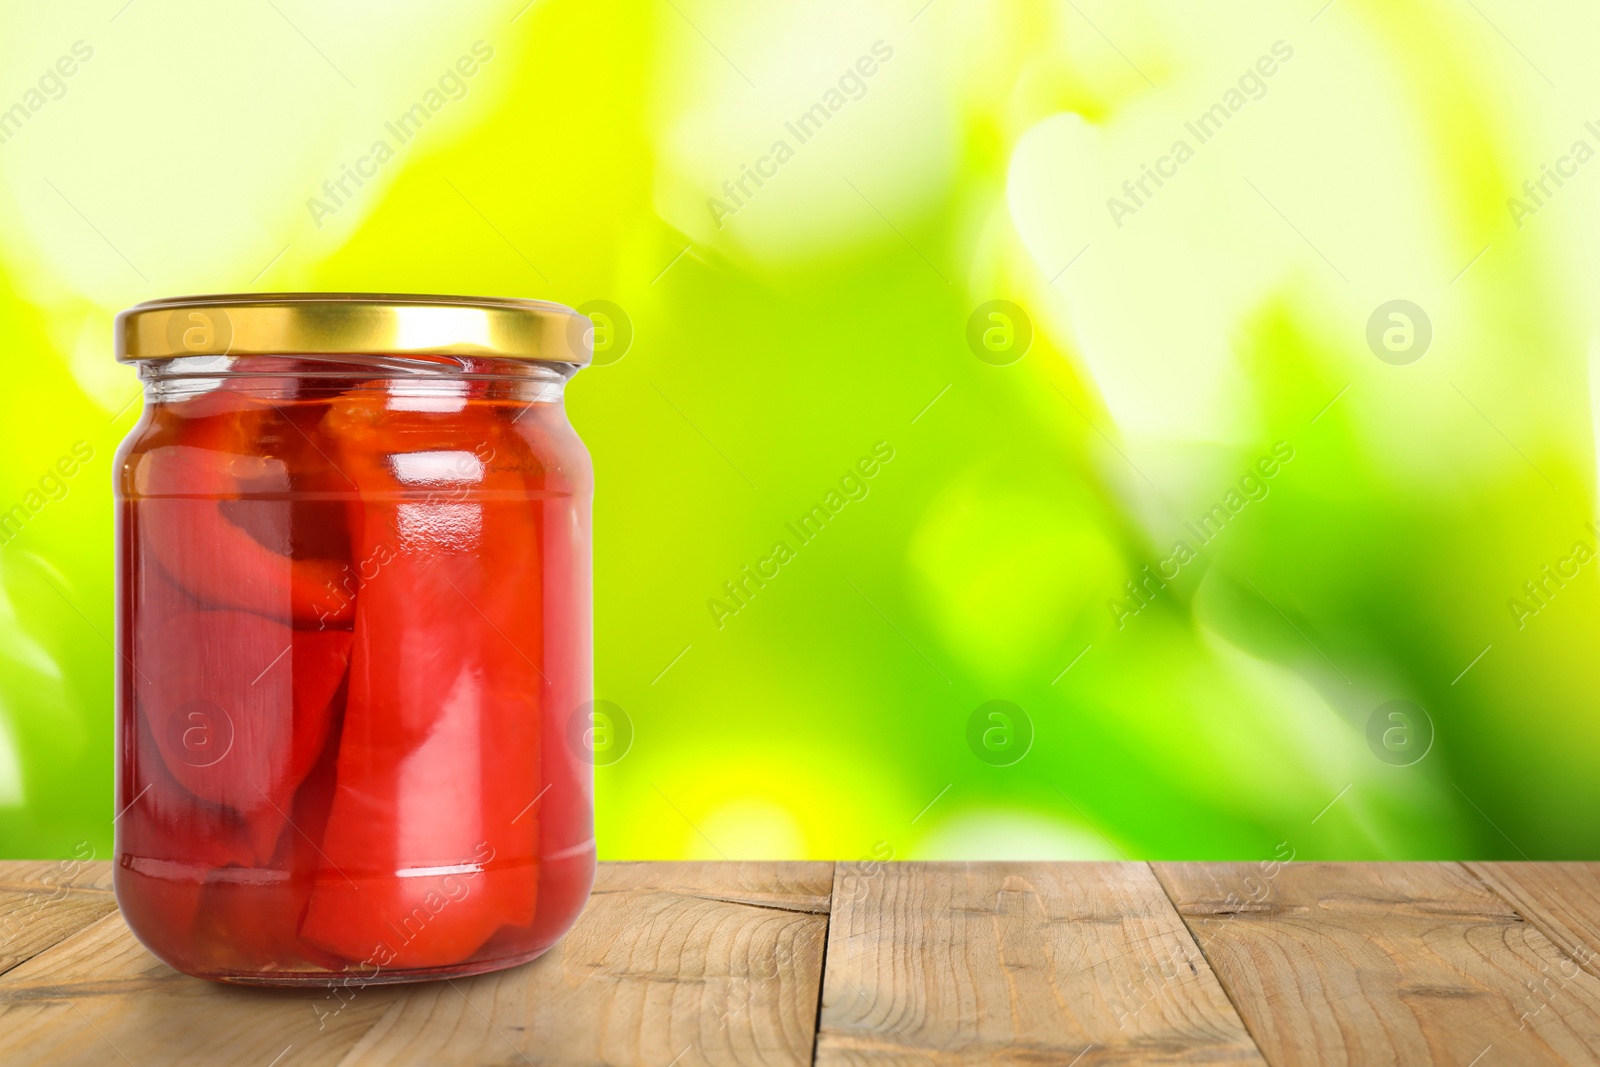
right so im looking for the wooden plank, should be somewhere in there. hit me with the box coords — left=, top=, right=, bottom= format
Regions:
left=335, top=861, right=833, bottom=1066
left=0, top=860, right=832, bottom=1067
left=0, top=858, right=118, bottom=978
left=1155, top=861, right=1600, bottom=1066
left=814, top=861, right=1265, bottom=1065
left=0, top=907, right=403, bottom=1067
left=1468, top=863, right=1600, bottom=982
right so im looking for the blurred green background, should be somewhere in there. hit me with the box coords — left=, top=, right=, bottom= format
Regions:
left=2, top=0, right=1596, bottom=863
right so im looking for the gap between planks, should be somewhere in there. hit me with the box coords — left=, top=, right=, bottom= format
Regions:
left=1154, top=860, right=1600, bottom=1067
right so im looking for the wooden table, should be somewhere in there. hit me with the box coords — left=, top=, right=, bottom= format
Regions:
left=2, top=861, right=1599, bottom=1065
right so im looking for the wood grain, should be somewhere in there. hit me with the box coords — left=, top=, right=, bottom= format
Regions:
left=335, top=861, right=833, bottom=1066
left=0, top=856, right=118, bottom=977
left=0, top=888, right=417, bottom=1067
left=0, top=861, right=832, bottom=1067
left=8, top=859, right=1600, bottom=1065
left=1156, top=861, right=1600, bottom=1066
left=814, top=861, right=1264, bottom=1065
left=1468, top=863, right=1600, bottom=980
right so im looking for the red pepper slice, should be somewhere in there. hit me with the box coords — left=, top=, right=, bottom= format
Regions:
left=125, top=568, right=270, bottom=863
left=300, top=387, right=541, bottom=968
left=121, top=389, right=358, bottom=964
left=135, top=391, right=353, bottom=627
left=138, top=608, right=352, bottom=858
left=116, top=686, right=262, bottom=958
left=186, top=704, right=350, bottom=976
left=505, top=405, right=595, bottom=939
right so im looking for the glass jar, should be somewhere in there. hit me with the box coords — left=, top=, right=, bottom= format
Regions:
left=112, top=294, right=594, bottom=985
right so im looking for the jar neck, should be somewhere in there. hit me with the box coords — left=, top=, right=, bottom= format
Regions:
left=140, top=353, right=571, bottom=405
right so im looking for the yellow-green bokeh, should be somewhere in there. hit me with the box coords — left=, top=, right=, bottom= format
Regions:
left=2, top=0, right=1596, bottom=862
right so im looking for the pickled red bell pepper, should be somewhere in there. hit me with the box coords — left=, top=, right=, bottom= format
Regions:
left=300, top=387, right=542, bottom=968
left=187, top=710, right=350, bottom=975
left=126, top=408, right=354, bottom=943
left=117, top=701, right=263, bottom=948
left=138, top=607, right=351, bottom=857
left=117, top=786, right=286, bottom=975
left=136, top=391, right=353, bottom=627
left=128, top=572, right=344, bottom=863
left=118, top=567, right=265, bottom=956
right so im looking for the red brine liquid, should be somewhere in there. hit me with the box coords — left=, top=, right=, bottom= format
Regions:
left=114, top=357, right=594, bottom=984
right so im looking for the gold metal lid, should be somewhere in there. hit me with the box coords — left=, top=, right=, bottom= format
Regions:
left=115, top=293, right=592, bottom=366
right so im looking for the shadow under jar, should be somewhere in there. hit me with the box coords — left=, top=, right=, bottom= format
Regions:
left=112, top=294, right=595, bottom=985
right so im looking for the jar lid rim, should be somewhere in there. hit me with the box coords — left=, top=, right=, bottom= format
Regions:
left=115, top=292, right=593, bottom=365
